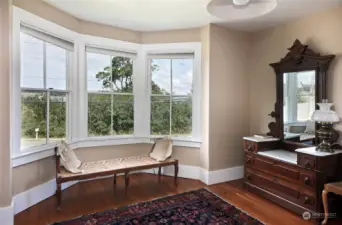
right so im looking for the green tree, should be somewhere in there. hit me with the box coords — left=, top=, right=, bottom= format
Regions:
left=21, top=57, right=193, bottom=141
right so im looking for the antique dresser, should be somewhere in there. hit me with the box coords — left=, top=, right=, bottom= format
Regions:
left=243, top=137, right=342, bottom=222
left=243, top=40, right=342, bottom=224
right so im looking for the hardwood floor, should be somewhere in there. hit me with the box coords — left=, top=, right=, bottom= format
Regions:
left=15, top=173, right=340, bottom=225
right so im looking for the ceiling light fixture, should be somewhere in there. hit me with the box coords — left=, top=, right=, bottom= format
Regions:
left=233, top=0, right=250, bottom=6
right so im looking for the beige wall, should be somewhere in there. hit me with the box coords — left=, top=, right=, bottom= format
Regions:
left=12, top=157, right=55, bottom=195
left=75, top=144, right=199, bottom=166
left=208, top=25, right=250, bottom=171
left=0, top=0, right=13, bottom=207
left=12, top=145, right=200, bottom=194
left=249, top=6, right=342, bottom=136
left=141, top=28, right=201, bottom=44
left=200, top=25, right=211, bottom=170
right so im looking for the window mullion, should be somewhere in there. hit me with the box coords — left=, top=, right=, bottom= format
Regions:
left=111, top=94, right=114, bottom=135
left=169, top=59, right=172, bottom=136
left=43, top=41, right=47, bottom=89
left=110, top=56, right=114, bottom=136
left=46, top=90, right=50, bottom=144
left=44, top=41, right=49, bottom=144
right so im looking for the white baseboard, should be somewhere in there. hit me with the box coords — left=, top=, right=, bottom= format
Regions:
left=163, top=165, right=200, bottom=180
left=207, top=166, right=244, bottom=185
left=13, top=179, right=77, bottom=215
left=199, top=168, right=209, bottom=184
left=0, top=200, right=14, bottom=225
left=12, top=165, right=244, bottom=215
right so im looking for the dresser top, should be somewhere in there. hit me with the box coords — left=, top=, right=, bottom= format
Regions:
left=295, top=147, right=342, bottom=156
left=243, top=136, right=280, bottom=142
left=257, top=149, right=297, bottom=165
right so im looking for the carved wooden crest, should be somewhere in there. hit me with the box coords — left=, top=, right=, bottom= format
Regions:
left=269, top=39, right=334, bottom=73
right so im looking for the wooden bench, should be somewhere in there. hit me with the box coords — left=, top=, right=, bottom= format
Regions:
left=54, top=147, right=179, bottom=210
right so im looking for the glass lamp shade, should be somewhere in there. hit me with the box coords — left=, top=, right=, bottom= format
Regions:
left=233, top=0, right=250, bottom=6
left=311, top=102, right=340, bottom=123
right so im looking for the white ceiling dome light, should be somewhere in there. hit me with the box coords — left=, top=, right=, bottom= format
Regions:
left=207, top=0, right=278, bottom=20
left=233, top=0, right=250, bottom=6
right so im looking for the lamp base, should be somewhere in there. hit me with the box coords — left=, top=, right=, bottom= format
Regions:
left=316, top=141, right=334, bottom=153
left=316, top=122, right=335, bottom=153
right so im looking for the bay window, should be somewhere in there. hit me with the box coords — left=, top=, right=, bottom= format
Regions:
left=86, top=47, right=136, bottom=136
left=149, top=55, right=194, bottom=137
left=20, top=25, right=72, bottom=150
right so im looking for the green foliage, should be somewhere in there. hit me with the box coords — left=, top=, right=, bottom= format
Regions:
left=21, top=56, right=192, bottom=142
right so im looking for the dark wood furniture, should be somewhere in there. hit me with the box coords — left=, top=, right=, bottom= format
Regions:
left=243, top=138, right=342, bottom=224
left=322, top=182, right=342, bottom=225
left=54, top=147, right=179, bottom=210
left=267, top=39, right=335, bottom=141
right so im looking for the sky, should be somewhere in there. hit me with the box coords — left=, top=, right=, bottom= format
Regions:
left=21, top=33, right=67, bottom=90
left=21, top=33, right=193, bottom=96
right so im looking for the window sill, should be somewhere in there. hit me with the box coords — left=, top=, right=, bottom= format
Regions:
left=12, top=136, right=201, bottom=167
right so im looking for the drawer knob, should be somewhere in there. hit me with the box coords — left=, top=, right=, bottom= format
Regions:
left=305, top=161, right=311, bottom=169
left=247, top=145, right=253, bottom=152
left=245, top=158, right=252, bottom=164
left=246, top=174, right=251, bottom=180
left=304, top=177, right=310, bottom=185
left=304, top=196, right=310, bottom=205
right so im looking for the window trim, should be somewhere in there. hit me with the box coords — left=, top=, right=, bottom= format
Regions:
left=11, top=7, right=202, bottom=168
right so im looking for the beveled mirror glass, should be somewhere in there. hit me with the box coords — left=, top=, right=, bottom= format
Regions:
left=283, top=71, right=316, bottom=144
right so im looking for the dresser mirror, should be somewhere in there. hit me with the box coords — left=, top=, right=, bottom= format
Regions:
left=267, top=39, right=335, bottom=145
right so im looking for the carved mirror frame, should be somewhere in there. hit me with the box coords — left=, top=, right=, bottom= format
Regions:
left=267, top=39, right=335, bottom=140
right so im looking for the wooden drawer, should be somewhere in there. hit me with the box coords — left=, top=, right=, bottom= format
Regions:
left=244, top=141, right=256, bottom=153
left=245, top=171, right=300, bottom=200
left=300, top=173, right=316, bottom=188
left=245, top=169, right=316, bottom=210
left=245, top=153, right=317, bottom=190
left=298, top=154, right=316, bottom=170
left=273, top=164, right=300, bottom=180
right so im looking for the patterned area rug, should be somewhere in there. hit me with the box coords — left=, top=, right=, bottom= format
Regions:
left=53, top=188, right=264, bottom=225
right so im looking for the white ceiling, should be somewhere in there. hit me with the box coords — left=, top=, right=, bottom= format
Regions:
left=43, top=0, right=342, bottom=32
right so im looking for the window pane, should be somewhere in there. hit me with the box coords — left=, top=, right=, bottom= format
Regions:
left=112, top=56, right=133, bottom=93
left=151, top=96, right=170, bottom=135
left=151, top=59, right=171, bottom=95
left=172, top=59, right=193, bottom=95
left=112, top=95, right=134, bottom=135
left=49, top=92, right=67, bottom=141
left=87, top=53, right=111, bottom=92
left=297, top=95, right=315, bottom=122
left=21, top=33, right=44, bottom=88
left=88, top=94, right=111, bottom=136
left=21, top=91, right=47, bottom=149
left=46, top=43, right=67, bottom=90
left=172, top=96, right=192, bottom=136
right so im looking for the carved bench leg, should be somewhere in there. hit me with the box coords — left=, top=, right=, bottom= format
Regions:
left=174, top=163, right=178, bottom=186
left=125, top=172, right=129, bottom=195
left=113, top=174, right=117, bottom=191
left=322, top=190, right=329, bottom=225
left=56, top=183, right=62, bottom=211
left=158, top=167, right=162, bottom=183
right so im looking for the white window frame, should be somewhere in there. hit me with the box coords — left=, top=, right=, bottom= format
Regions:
left=12, top=7, right=79, bottom=163
left=143, top=43, right=202, bottom=143
left=11, top=7, right=202, bottom=168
